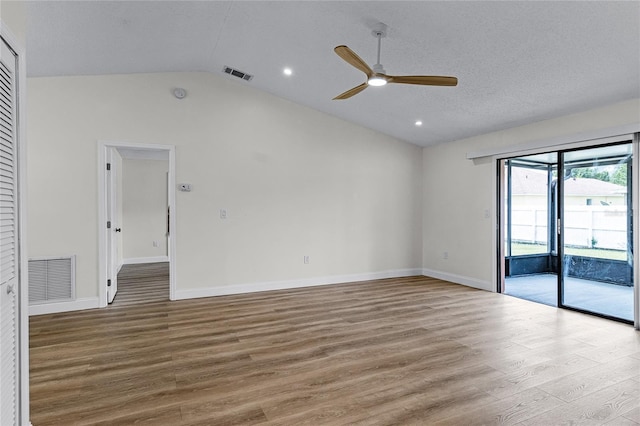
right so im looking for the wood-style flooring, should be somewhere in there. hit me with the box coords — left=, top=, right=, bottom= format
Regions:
left=30, top=270, right=640, bottom=425
left=112, top=262, right=170, bottom=306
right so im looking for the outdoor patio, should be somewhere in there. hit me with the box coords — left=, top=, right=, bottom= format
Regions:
left=505, top=274, right=634, bottom=321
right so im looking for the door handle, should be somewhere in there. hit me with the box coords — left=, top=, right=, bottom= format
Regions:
left=115, top=228, right=122, bottom=233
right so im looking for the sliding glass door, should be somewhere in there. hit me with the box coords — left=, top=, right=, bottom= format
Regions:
left=559, top=143, right=634, bottom=321
left=501, top=141, right=635, bottom=324
left=502, top=154, right=558, bottom=306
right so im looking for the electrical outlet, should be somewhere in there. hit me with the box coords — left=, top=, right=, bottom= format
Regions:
left=152, top=241, right=158, bottom=248
left=220, top=209, right=227, bottom=219
left=303, top=255, right=310, bottom=264
left=443, top=251, right=448, bottom=260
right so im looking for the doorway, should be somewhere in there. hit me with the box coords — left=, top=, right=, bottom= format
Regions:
left=500, top=141, right=635, bottom=323
left=98, top=141, right=176, bottom=308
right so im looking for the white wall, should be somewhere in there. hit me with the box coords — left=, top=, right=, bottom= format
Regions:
left=27, top=72, right=423, bottom=300
left=422, top=98, right=640, bottom=291
left=27, top=69, right=637, bottom=305
left=0, top=0, right=26, bottom=45
left=122, top=158, right=168, bottom=261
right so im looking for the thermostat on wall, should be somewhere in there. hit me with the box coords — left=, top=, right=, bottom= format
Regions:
left=178, top=183, right=192, bottom=192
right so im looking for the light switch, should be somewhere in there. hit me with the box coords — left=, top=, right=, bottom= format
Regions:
left=220, top=209, right=227, bottom=219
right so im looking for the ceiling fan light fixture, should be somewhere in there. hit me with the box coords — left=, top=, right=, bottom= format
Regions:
left=367, top=76, right=387, bottom=86
left=368, top=62, right=387, bottom=86
left=332, top=23, right=457, bottom=100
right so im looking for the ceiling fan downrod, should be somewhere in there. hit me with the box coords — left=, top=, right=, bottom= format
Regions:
left=369, top=28, right=387, bottom=84
left=371, top=27, right=387, bottom=75
left=375, top=31, right=383, bottom=66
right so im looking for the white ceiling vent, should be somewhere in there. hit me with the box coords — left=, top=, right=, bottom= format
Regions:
left=223, top=65, right=253, bottom=82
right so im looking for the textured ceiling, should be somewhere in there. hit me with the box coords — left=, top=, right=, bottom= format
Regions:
left=25, top=1, right=640, bottom=147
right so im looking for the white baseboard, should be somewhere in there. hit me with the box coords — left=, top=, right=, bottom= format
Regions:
left=175, top=268, right=423, bottom=300
left=123, top=256, right=169, bottom=265
left=29, top=297, right=100, bottom=316
left=422, top=268, right=493, bottom=292
left=25, top=269, right=486, bottom=315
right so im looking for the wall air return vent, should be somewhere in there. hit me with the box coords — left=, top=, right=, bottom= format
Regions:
left=28, top=256, right=76, bottom=304
left=223, top=65, right=253, bottom=81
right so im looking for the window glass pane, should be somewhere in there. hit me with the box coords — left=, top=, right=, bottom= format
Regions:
left=561, top=142, right=633, bottom=322
left=563, top=146, right=630, bottom=261
left=510, top=165, right=548, bottom=256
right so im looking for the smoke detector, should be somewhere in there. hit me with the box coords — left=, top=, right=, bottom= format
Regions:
left=173, top=88, right=187, bottom=99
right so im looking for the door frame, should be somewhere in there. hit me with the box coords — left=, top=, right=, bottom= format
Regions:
left=493, top=131, right=640, bottom=329
left=557, top=142, right=634, bottom=320
left=97, top=141, right=177, bottom=307
left=104, top=147, right=118, bottom=303
left=633, top=133, right=639, bottom=330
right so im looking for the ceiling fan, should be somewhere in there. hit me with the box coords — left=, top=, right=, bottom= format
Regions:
left=333, top=24, right=458, bottom=100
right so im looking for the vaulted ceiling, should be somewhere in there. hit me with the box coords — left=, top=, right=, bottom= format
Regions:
left=25, top=1, right=640, bottom=147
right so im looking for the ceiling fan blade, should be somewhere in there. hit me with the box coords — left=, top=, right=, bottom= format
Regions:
left=334, top=45, right=373, bottom=78
left=333, top=82, right=368, bottom=100
left=387, top=75, right=458, bottom=86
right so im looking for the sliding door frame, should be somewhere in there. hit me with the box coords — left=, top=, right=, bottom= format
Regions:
left=494, top=132, right=640, bottom=329
left=634, top=133, right=639, bottom=330
left=557, top=141, right=633, bottom=323
left=557, top=152, right=565, bottom=308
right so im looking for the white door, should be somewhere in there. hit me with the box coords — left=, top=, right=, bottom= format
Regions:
left=106, top=149, right=118, bottom=303
left=0, top=36, right=20, bottom=426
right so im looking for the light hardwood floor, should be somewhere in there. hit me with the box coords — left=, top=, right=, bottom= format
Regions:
left=30, top=271, right=640, bottom=425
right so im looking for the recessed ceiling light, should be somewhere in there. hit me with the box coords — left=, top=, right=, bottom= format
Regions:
left=415, top=120, right=423, bottom=126
left=283, top=67, right=293, bottom=76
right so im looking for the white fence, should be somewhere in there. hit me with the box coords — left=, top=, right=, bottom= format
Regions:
left=512, top=205, right=627, bottom=250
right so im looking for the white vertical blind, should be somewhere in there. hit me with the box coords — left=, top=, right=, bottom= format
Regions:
left=0, top=36, right=18, bottom=426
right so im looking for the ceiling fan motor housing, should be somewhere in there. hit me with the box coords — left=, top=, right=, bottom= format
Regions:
left=372, top=63, right=386, bottom=74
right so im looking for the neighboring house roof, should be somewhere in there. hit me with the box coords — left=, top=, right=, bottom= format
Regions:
left=511, top=167, right=626, bottom=196
left=565, top=177, right=627, bottom=196
left=511, top=167, right=548, bottom=195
